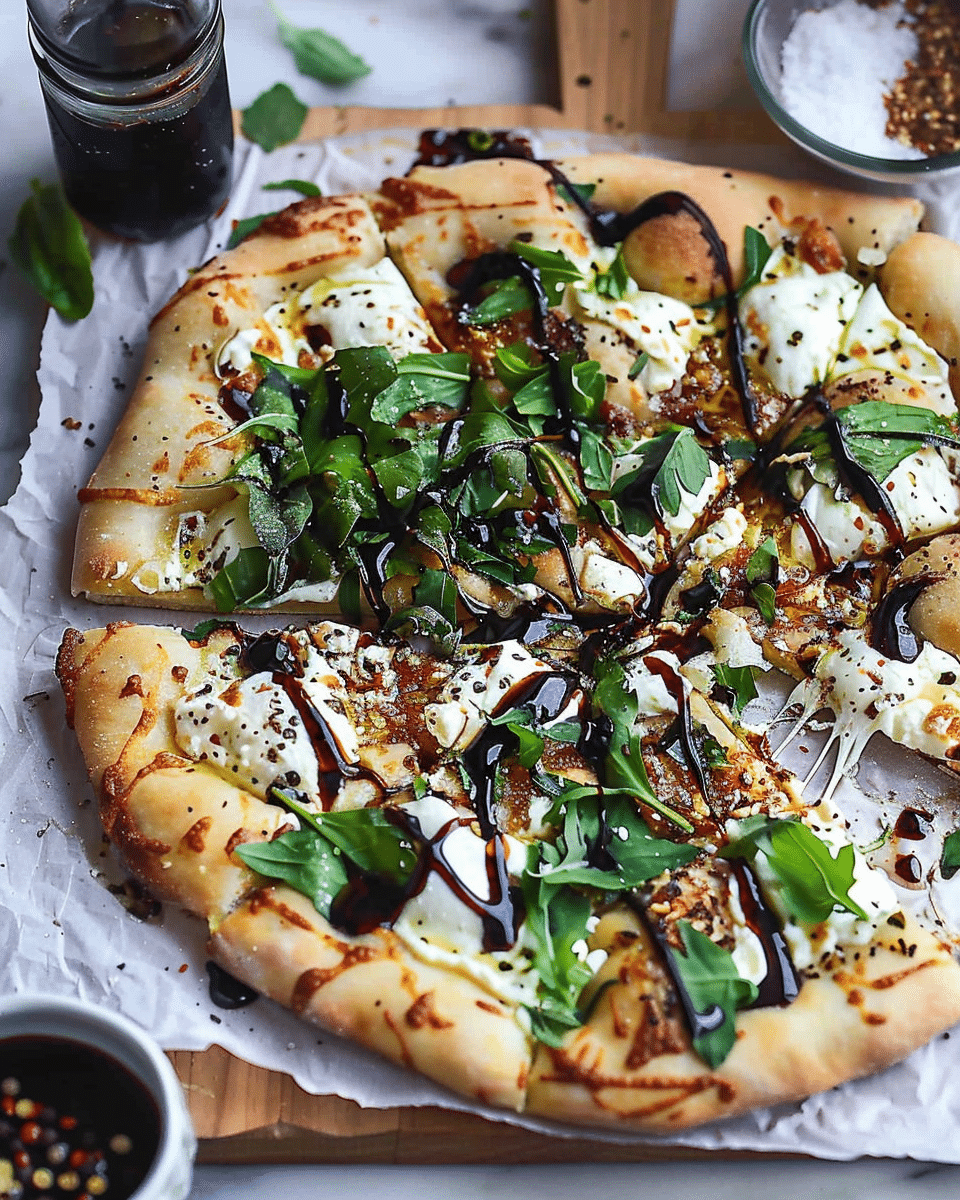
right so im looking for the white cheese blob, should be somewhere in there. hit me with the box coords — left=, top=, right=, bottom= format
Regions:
left=424, top=641, right=566, bottom=752
left=573, top=539, right=648, bottom=609
left=739, top=245, right=862, bottom=397
left=131, top=498, right=257, bottom=595
left=297, top=258, right=440, bottom=360
left=621, top=649, right=683, bottom=719
left=574, top=282, right=712, bottom=395
left=174, top=673, right=321, bottom=799
left=391, top=793, right=538, bottom=1005
left=832, top=283, right=955, bottom=413
left=787, top=628, right=960, bottom=787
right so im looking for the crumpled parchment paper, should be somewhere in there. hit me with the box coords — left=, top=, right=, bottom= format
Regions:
left=4, top=127, right=960, bottom=1159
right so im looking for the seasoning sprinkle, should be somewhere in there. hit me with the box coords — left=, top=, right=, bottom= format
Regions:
left=884, top=0, right=960, bottom=154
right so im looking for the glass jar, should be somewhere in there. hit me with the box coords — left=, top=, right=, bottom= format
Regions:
left=27, top=0, right=234, bottom=242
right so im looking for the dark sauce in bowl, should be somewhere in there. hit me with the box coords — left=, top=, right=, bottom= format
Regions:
left=0, top=1035, right=160, bottom=1200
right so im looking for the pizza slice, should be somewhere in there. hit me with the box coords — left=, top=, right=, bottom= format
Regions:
left=55, top=616, right=960, bottom=1133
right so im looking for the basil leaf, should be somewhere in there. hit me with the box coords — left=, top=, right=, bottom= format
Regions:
left=466, top=275, right=531, bottom=326
left=273, top=5, right=371, bottom=84
left=745, top=537, right=779, bottom=625
left=9, top=180, right=93, bottom=321
left=241, top=83, right=308, bottom=152
left=838, top=401, right=957, bottom=482
left=262, top=178, right=322, bottom=197
left=578, top=429, right=615, bottom=492
left=370, top=351, right=472, bottom=421
left=611, top=427, right=712, bottom=521
left=711, top=662, right=759, bottom=718
left=556, top=180, right=596, bottom=207
left=672, top=921, right=758, bottom=1068
left=227, top=212, right=277, bottom=249
left=942, top=829, right=960, bottom=880
left=725, top=816, right=869, bottom=925
left=235, top=829, right=348, bottom=917
left=311, top=808, right=420, bottom=883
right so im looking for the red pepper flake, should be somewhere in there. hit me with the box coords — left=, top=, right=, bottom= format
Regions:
left=884, top=0, right=960, bottom=155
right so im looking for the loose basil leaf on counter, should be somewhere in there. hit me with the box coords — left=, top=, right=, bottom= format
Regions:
left=671, top=921, right=759, bottom=1069
left=724, top=815, right=869, bottom=925
left=241, top=82, right=309, bottom=151
left=942, top=829, right=960, bottom=880
left=273, top=4, right=371, bottom=84
left=9, top=180, right=94, bottom=321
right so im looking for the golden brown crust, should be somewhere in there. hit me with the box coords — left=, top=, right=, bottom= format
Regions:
left=72, top=194, right=390, bottom=609
left=882, top=231, right=960, bottom=397
left=525, top=911, right=960, bottom=1131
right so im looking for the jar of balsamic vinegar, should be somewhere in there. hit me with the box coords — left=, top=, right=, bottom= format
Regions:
left=27, top=0, right=234, bottom=242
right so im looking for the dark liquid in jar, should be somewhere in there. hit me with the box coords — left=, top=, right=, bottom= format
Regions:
left=0, top=1034, right=161, bottom=1199
left=40, top=1, right=233, bottom=242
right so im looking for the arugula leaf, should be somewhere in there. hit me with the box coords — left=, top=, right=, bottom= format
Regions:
left=739, top=226, right=774, bottom=293
left=465, top=275, right=532, bottom=326
left=711, top=662, right=759, bottom=718
left=724, top=816, right=869, bottom=925
left=521, top=847, right=594, bottom=1046
left=627, top=350, right=649, bottom=381
left=235, top=829, right=348, bottom=917
left=592, top=657, right=694, bottom=832
left=273, top=4, right=371, bottom=84
left=208, top=546, right=278, bottom=611
left=227, top=212, right=277, bottom=249
left=9, top=180, right=93, bottom=321
left=370, top=352, right=472, bottom=422
left=942, top=829, right=960, bottom=880
left=671, top=921, right=758, bottom=1068
left=509, top=239, right=583, bottom=306
left=593, top=247, right=631, bottom=301
left=241, top=83, right=308, bottom=151
left=745, top=537, right=779, bottom=625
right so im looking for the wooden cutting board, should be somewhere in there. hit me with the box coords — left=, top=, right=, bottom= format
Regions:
left=179, top=0, right=785, bottom=1162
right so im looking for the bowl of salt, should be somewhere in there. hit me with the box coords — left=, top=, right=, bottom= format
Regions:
left=743, top=0, right=960, bottom=182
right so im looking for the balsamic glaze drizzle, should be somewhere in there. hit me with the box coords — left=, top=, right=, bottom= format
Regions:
left=730, top=861, right=800, bottom=1008
left=870, top=574, right=938, bottom=662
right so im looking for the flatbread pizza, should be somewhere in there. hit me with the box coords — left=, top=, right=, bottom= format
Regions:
left=55, top=136, right=960, bottom=1133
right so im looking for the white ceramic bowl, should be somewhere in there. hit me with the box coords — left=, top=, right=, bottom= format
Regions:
left=0, top=993, right=196, bottom=1200
left=742, top=0, right=960, bottom=183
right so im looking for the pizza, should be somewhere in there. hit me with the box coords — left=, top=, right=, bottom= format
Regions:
left=56, top=134, right=960, bottom=1133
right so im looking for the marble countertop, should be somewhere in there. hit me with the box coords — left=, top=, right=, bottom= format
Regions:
left=4, top=1, right=960, bottom=1193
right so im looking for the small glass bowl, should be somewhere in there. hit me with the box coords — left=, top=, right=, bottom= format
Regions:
left=742, top=0, right=960, bottom=183
left=0, top=994, right=196, bottom=1200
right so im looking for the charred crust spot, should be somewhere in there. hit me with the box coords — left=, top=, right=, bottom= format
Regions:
left=405, top=991, right=454, bottom=1030
left=180, top=815, right=213, bottom=853
left=120, top=675, right=144, bottom=700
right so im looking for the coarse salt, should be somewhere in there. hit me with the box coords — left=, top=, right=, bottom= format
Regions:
left=780, top=0, right=924, bottom=159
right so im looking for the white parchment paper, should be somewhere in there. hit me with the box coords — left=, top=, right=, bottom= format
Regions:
left=5, top=127, right=960, bottom=1159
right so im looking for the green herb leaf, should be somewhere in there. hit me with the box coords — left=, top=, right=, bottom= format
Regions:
left=8, top=180, right=93, bottom=321
left=241, top=83, right=308, bottom=151
left=711, top=662, right=759, bottom=718
left=725, top=816, right=869, bottom=925
left=509, top=239, right=583, bottom=306
left=745, top=537, right=779, bottom=625
left=627, top=350, right=650, bottom=380
left=262, top=178, right=322, bottom=196
left=227, top=212, right=277, bottom=249
left=612, top=427, right=712, bottom=521
left=593, top=247, right=631, bottom=301
left=671, top=921, right=758, bottom=1068
left=942, top=829, right=960, bottom=880
left=274, top=5, right=371, bottom=84
left=235, top=828, right=348, bottom=917
left=466, top=275, right=532, bottom=326
left=740, top=226, right=773, bottom=293
left=838, top=400, right=958, bottom=482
